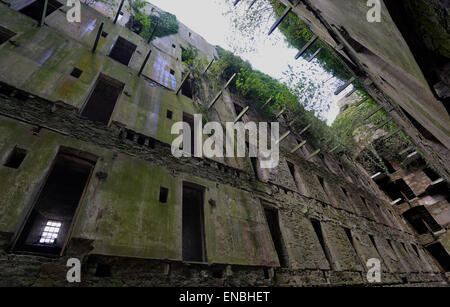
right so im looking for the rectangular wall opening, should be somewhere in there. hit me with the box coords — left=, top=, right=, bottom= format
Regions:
left=250, top=156, right=259, bottom=179
left=4, top=147, right=27, bottom=169
left=425, top=243, right=450, bottom=272
left=423, top=167, right=440, bottom=181
left=263, top=207, right=288, bottom=267
left=81, top=74, right=124, bottom=125
left=310, top=219, right=333, bottom=269
left=181, top=73, right=193, bottom=99
left=182, top=183, right=206, bottom=262
left=287, top=161, right=303, bottom=194
left=0, top=26, right=16, bottom=45
left=344, top=227, right=364, bottom=266
left=18, top=0, right=63, bottom=22
left=109, top=36, right=137, bottom=66
left=13, top=151, right=95, bottom=256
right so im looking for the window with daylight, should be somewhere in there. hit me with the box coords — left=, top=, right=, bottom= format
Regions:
left=39, top=220, right=62, bottom=244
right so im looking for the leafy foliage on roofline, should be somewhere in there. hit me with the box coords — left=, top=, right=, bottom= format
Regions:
left=128, top=0, right=179, bottom=41
left=268, top=0, right=352, bottom=81
left=209, top=46, right=342, bottom=152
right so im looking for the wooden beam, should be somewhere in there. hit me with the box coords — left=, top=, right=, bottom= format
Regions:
left=298, top=124, right=311, bottom=136
left=268, top=7, right=292, bottom=36
left=374, top=117, right=393, bottom=130
left=307, top=149, right=321, bottom=160
left=248, top=0, right=258, bottom=9
left=176, top=72, right=191, bottom=95
left=276, top=107, right=286, bottom=118
left=261, top=97, right=273, bottom=108
left=329, top=144, right=341, bottom=153
left=362, top=105, right=383, bottom=122
left=334, top=76, right=356, bottom=96
left=92, top=22, right=104, bottom=54
left=224, top=73, right=237, bottom=89
left=381, top=128, right=401, bottom=141
left=234, top=106, right=249, bottom=123
left=354, top=96, right=369, bottom=107
left=208, top=91, right=223, bottom=109
left=113, top=0, right=125, bottom=24
left=147, top=22, right=159, bottom=44
left=40, top=0, right=48, bottom=27
left=276, top=131, right=291, bottom=145
left=203, top=58, right=214, bottom=74
left=291, top=140, right=307, bottom=153
left=295, top=35, right=318, bottom=59
left=307, top=47, right=322, bottom=62
left=233, top=0, right=241, bottom=6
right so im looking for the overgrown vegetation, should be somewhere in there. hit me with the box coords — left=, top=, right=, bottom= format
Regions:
left=128, top=0, right=179, bottom=41
left=208, top=46, right=339, bottom=151
left=268, top=0, right=352, bottom=81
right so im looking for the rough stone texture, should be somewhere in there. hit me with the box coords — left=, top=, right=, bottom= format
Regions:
left=0, top=1, right=448, bottom=287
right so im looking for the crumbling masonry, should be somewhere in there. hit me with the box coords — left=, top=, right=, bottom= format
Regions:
left=0, top=0, right=448, bottom=286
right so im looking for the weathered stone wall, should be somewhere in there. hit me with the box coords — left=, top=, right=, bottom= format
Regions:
left=0, top=1, right=448, bottom=286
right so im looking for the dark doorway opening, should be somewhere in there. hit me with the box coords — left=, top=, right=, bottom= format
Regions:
left=233, top=103, right=244, bottom=119
left=19, top=0, right=63, bottom=22
left=403, top=206, right=442, bottom=235
left=250, top=156, right=259, bottom=179
left=81, top=74, right=124, bottom=125
left=13, top=151, right=95, bottom=256
left=109, top=36, right=137, bottom=66
left=264, top=207, right=288, bottom=267
left=423, top=167, right=440, bottom=182
left=310, top=219, right=333, bottom=268
left=182, top=183, right=206, bottom=262
left=426, top=243, right=450, bottom=272
left=181, top=73, right=193, bottom=99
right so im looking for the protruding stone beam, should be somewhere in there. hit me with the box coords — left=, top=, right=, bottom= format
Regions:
left=390, top=198, right=403, bottom=205
left=138, top=50, right=152, bottom=76
left=261, top=97, right=273, bottom=108
left=371, top=172, right=387, bottom=180
left=354, top=96, right=369, bottom=107
left=334, top=76, right=356, bottom=96
left=147, top=22, right=159, bottom=44
left=373, top=117, right=393, bottom=131
left=223, top=73, right=237, bottom=89
left=40, top=0, right=48, bottom=27
left=92, top=22, right=104, bottom=54
left=248, top=0, right=258, bottom=9
left=298, top=124, right=311, bottom=136
left=399, top=146, right=415, bottom=156
left=208, top=73, right=237, bottom=109
left=268, top=6, right=292, bottom=36
left=233, top=0, right=241, bottom=6
left=288, top=119, right=296, bottom=126
left=329, top=144, right=341, bottom=153
left=307, top=47, right=322, bottom=62
left=113, top=0, right=125, bottom=24
left=295, top=35, right=318, bottom=59
left=362, top=105, right=383, bottom=122
left=307, top=149, right=321, bottom=160
left=381, top=128, right=401, bottom=141
left=234, top=106, right=249, bottom=123
left=203, top=58, right=214, bottom=74
left=276, top=107, right=286, bottom=118
left=345, top=87, right=357, bottom=98
left=208, top=91, right=223, bottom=109
left=291, top=140, right=307, bottom=153
left=176, top=72, right=191, bottom=95
left=276, top=131, right=291, bottom=145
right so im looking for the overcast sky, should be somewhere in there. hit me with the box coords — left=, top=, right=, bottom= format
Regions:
left=147, top=0, right=352, bottom=125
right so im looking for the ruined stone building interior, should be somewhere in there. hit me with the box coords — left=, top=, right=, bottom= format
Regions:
left=0, top=0, right=449, bottom=287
